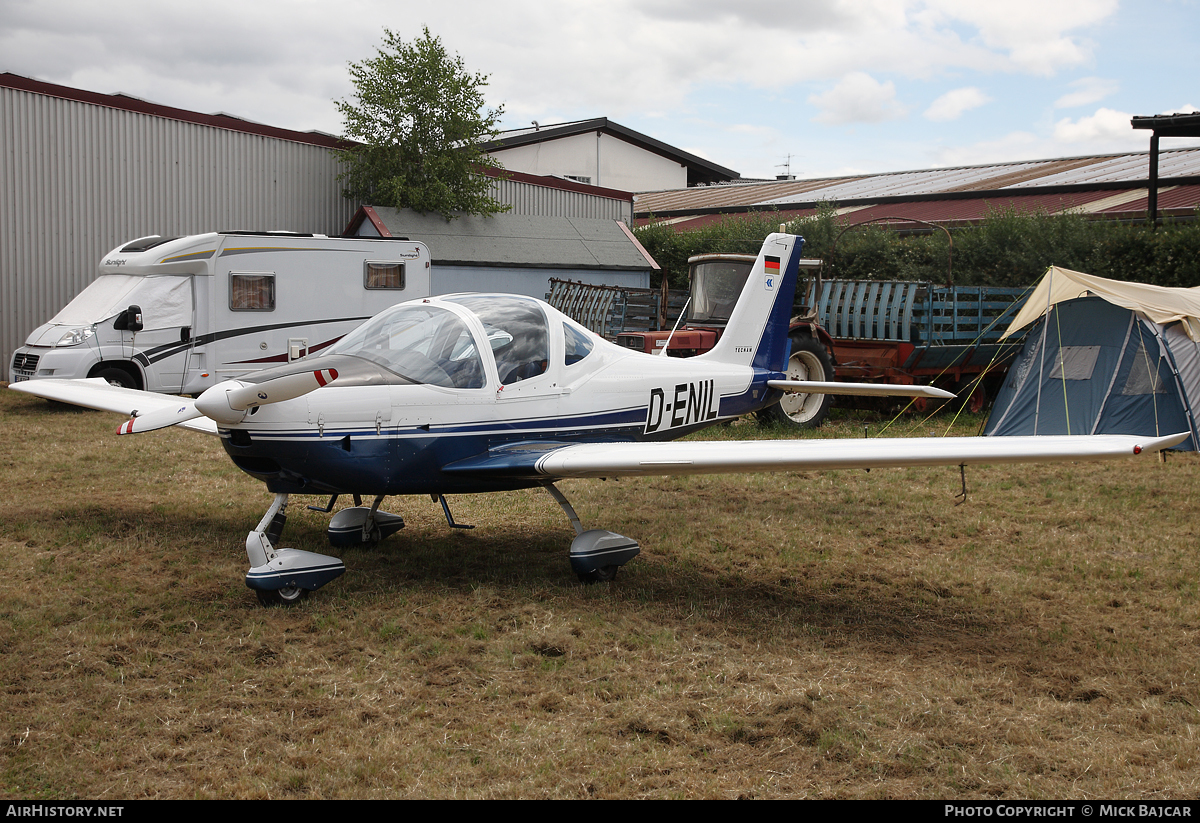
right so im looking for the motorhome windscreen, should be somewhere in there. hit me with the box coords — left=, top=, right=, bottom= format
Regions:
left=49, top=275, right=193, bottom=329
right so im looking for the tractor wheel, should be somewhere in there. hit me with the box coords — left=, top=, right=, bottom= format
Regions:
left=954, top=377, right=988, bottom=414
left=757, top=336, right=834, bottom=429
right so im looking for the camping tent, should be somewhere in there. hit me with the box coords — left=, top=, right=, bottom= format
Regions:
left=985, top=267, right=1200, bottom=450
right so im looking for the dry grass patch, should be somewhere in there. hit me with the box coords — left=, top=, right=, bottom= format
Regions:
left=1, top=390, right=1198, bottom=798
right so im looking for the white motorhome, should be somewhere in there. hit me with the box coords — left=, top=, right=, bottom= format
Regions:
left=9, top=231, right=432, bottom=393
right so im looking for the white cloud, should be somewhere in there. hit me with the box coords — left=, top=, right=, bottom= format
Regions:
left=809, top=73, right=907, bottom=125
left=0, top=0, right=1169, bottom=177
left=1054, top=76, right=1118, bottom=108
left=638, top=0, right=864, bottom=33
left=1053, top=107, right=1144, bottom=149
left=0, top=0, right=1126, bottom=132
left=1051, top=105, right=1200, bottom=155
left=923, top=87, right=990, bottom=121
left=929, top=99, right=1200, bottom=168
left=922, top=0, right=1118, bottom=75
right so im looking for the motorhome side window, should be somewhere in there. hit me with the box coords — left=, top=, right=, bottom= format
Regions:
left=365, top=262, right=405, bottom=290
left=230, top=273, right=276, bottom=311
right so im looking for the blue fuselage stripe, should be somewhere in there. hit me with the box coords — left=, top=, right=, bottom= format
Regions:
left=221, top=373, right=779, bottom=495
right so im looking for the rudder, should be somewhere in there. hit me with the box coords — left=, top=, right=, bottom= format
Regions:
left=697, top=232, right=803, bottom=372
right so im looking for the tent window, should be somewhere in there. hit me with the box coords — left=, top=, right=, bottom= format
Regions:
left=1122, top=340, right=1166, bottom=395
left=1007, top=333, right=1040, bottom=390
left=1049, top=346, right=1100, bottom=380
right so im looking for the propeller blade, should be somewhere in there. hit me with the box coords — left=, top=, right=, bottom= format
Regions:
left=225, top=368, right=340, bottom=411
left=117, top=401, right=202, bottom=435
left=194, top=368, right=339, bottom=424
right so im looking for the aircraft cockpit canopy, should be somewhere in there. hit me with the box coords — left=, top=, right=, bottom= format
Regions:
left=443, top=295, right=549, bottom=386
left=321, top=303, right=486, bottom=388
left=321, top=295, right=561, bottom=389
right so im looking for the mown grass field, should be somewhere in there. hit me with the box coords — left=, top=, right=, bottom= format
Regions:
left=1, top=387, right=1198, bottom=799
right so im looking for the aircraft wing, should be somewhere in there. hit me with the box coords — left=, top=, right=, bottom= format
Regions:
left=8, top=378, right=219, bottom=435
left=443, top=433, right=1187, bottom=480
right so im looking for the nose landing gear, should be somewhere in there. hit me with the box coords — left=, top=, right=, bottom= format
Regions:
left=244, top=493, right=346, bottom=606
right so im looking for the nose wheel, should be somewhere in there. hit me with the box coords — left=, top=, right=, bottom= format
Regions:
left=244, top=493, right=345, bottom=605
left=256, top=585, right=308, bottom=607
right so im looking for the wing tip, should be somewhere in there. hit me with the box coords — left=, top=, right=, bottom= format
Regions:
left=1138, top=432, right=1190, bottom=453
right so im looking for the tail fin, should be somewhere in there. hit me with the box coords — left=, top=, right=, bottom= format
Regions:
left=698, top=233, right=802, bottom=371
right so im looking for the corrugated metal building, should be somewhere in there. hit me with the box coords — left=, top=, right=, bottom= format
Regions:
left=635, top=149, right=1200, bottom=230
left=1, top=74, right=644, bottom=376
left=1, top=73, right=355, bottom=376
left=479, top=166, right=636, bottom=222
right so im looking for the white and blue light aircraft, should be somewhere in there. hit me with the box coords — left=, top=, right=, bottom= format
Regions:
left=11, top=233, right=1185, bottom=605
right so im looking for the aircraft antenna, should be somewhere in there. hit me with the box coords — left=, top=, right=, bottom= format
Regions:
left=657, top=296, right=692, bottom=356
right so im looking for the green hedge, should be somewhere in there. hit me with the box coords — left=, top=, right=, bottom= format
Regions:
left=635, top=205, right=1200, bottom=291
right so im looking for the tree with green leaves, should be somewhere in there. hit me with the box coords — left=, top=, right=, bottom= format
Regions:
left=335, top=27, right=508, bottom=220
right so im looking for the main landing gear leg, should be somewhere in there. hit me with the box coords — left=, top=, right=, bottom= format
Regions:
left=326, top=495, right=405, bottom=547
left=543, top=483, right=641, bottom=584
left=245, top=492, right=346, bottom=606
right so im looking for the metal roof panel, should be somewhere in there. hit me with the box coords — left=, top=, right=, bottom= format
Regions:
left=635, top=148, right=1200, bottom=216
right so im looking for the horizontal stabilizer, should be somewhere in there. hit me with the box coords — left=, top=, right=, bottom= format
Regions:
left=768, top=380, right=956, bottom=399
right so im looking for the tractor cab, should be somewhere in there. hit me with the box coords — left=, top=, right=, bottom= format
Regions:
left=616, top=254, right=756, bottom=357
left=617, top=253, right=822, bottom=357
left=686, top=254, right=756, bottom=327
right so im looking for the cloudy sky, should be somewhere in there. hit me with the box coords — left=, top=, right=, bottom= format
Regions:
left=3, top=0, right=1197, bottom=183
